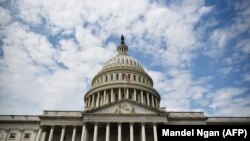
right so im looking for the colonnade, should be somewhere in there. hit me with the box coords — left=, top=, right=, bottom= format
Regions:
left=36, top=122, right=158, bottom=141
left=86, top=88, right=160, bottom=109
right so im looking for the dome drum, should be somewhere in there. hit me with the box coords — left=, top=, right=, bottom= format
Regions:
left=92, top=70, right=154, bottom=88
left=84, top=87, right=160, bottom=110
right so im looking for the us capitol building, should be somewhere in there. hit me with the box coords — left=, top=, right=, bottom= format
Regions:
left=0, top=36, right=249, bottom=141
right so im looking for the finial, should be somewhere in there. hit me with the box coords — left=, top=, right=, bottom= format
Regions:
left=121, top=35, right=125, bottom=44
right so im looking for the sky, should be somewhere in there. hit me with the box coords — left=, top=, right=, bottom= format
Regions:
left=0, top=0, right=249, bottom=117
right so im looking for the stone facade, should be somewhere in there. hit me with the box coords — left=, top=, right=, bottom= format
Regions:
left=0, top=36, right=250, bottom=141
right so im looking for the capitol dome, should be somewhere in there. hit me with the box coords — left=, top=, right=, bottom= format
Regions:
left=102, top=55, right=144, bottom=72
left=84, top=35, right=160, bottom=110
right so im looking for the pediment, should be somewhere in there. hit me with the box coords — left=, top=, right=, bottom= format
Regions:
left=84, top=99, right=160, bottom=114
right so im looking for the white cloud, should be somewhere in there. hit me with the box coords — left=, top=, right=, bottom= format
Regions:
left=236, top=39, right=250, bottom=54
left=0, top=21, right=115, bottom=114
left=148, top=69, right=210, bottom=111
left=243, top=73, right=250, bottom=81
left=0, top=7, right=11, bottom=26
left=209, top=87, right=250, bottom=116
left=218, top=66, right=233, bottom=75
left=206, top=1, right=250, bottom=57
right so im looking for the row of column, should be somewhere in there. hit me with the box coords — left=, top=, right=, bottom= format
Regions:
left=37, top=123, right=158, bottom=141
left=92, top=123, right=158, bottom=141
left=36, top=126, right=80, bottom=141
left=86, top=89, right=160, bottom=108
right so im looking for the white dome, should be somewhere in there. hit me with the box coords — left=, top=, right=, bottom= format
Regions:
left=102, top=55, right=144, bottom=71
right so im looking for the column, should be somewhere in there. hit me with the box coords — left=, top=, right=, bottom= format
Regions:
left=111, top=89, right=114, bottom=102
left=36, top=127, right=42, bottom=141
left=96, top=92, right=100, bottom=107
left=105, top=123, right=110, bottom=141
left=104, top=90, right=107, bottom=104
left=154, top=97, right=158, bottom=108
left=118, top=123, right=122, bottom=141
left=72, top=126, right=76, bottom=141
left=118, top=88, right=121, bottom=100
left=4, top=129, right=10, bottom=141
left=60, top=126, right=65, bottom=141
left=147, top=93, right=150, bottom=106
left=141, top=91, right=144, bottom=104
left=153, top=123, right=158, bottom=141
left=102, top=94, right=104, bottom=105
left=93, top=123, right=98, bottom=141
left=100, top=94, right=103, bottom=106
left=88, top=97, right=91, bottom=107
left=126, top=88, right=129, bottom=99
left=81, top=124, right=86, bottom=141
left=152, top=95, right=155, bottom=107
left=48, top=126, right=54, bottom=141
left=19, top=129, right=24, bottom=141
left=141, top=123, right=146, bottom=141
left=130, top=123, right=134, bottom=141
left=92, top=94, right=95, bottom=107
left=89, top=97, right=92, bottom=107
left=133, top=89, right=136, bottom=101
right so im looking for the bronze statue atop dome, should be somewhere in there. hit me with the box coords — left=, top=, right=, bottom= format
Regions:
left=121, top=35, right=125, bottom=44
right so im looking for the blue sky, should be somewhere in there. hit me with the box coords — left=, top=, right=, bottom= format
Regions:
left=0, top=0, right=249, bottom=116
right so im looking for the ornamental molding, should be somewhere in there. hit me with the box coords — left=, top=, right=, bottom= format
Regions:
left=114, top=103, right=135, bottom=114
left=83, top=114, right=168, bottom=123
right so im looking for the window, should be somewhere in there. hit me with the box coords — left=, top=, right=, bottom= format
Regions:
left=111, top=74, right=113, bottom=80
left=133, top=75, right=136, bottom=81
left=106, top=76, right=108, bottom=82
left=9, top=133, right=16, bottom=139
left=139, top=76, right=141, bottom=82
left=116, top=74, right=119, bottom=80
left=24, top=133, right=30, bottom=139
left=122, top=74, right=125, bottom=80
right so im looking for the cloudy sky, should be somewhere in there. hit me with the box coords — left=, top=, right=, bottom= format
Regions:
left=0, top=0, right=249, bottom=116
